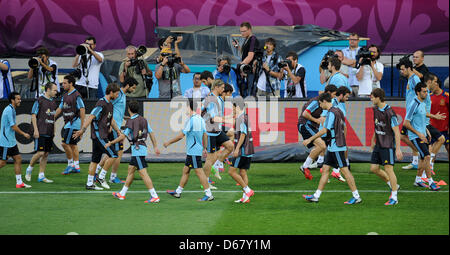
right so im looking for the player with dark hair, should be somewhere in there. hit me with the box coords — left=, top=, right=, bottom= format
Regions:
left=302, top=92, right=361, bottom=204
left=397, top=58, right=422, bottom=170
left=73, top=83, right=122, bottom=190
left=164, top=98, right=214, bottom=201
left=110, top=100, right=161, bottom=203
left=298, top=84, right=338, bottom=179
left=428, top=76, right=449, bottom=161
left=423, top=73, right=447, bottom=174
left=95, top=77, right=138, bottom=184
left=55, top=75, right=85, bottom=175
left=369, top=88, right=403, bottom=205
left=0, top=92, right=32, bottom=188
left=403, top=82, right=440, bottom=191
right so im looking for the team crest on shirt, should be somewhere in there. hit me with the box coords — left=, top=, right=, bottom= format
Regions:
left=440, top=99, right=445, bottom=106
left=384, top=160, right=388, bottom=163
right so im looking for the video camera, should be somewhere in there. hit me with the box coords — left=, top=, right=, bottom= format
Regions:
left=355, top=46, right=373, bottom=68
left=129, top=45, right=148, bottom=75
left=320, top=50, right=337, bottom=70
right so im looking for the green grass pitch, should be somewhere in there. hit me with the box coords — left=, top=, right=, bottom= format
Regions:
left=0, top=162, right=448, bottom=235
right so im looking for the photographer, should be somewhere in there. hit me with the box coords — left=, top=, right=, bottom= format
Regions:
left=213, top=55, right=239, bottom=97
left=72, top=36, right=104, bottom=99
left=282, top=51, right=306, bottom=98
left=154, top=47, right=190, bottom=98
left=119, top=45, right=152, bottom=98
left=256, top=38, right=283, bottom=97
left=412, top=50, right=429, bottom=81
left=355, top=44, right=384, bottom=97
left=27, top=47, right=60, bottom=98
left=342, top=33, right=361, bottom=97
left=232, top=22, right=260, bottom=97
left=0, top=58, right=14, bottom=99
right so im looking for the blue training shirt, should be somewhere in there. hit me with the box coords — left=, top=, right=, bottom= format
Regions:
left=183, top=114, right=206, bottom=156
left=405, top=96, right=427, bottom=140
left=111, top=88, right=126, bottom=128
left=328, top=72, right=352, bottom=92
left=0, top=104, right=17, bottom=148
left=405, top=74, right=421, bottom=106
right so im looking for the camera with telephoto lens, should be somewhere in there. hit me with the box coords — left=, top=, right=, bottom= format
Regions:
left=239, top=64, right=252, bottom=74
left=355, top=46, right=373, bottom=68
left=76, top=44, right=88, bottom=56
left=28, top=58, right=39, bottom=69
left=320, top=50, right=337, bottom=70
left=161, top=52, right=182, bottom=68
left=278, top=59, right=292, bottom=69
left=28, top=48, right=48, bottom=69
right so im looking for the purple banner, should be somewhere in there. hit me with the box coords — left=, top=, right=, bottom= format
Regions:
left=0, top=0, right=448, bottom=57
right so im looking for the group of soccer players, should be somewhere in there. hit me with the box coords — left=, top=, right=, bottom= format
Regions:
left=0, top=76, right=256, bottom=204
left=0, top=60, right=448, bottom=205
left=298, top=58, right=448, bottom=205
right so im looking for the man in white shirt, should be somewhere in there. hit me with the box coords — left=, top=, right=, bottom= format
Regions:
left=342, top=33, right=361, bottom=97
left=0, top=58, right=14, bottom=99
left=356, top=44, right=384, bottom=97
left=72, top=36, right=104, bottom=99
left=27, top=47, right=60, bottom=98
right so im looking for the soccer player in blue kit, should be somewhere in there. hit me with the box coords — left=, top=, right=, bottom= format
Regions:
left=403, top=82, right=441, bottom=191
left=302, top=92, right=361, bottom=204
left=164, top=98, right=214, bottom=201
left=0, top=92, right=32, bottom=188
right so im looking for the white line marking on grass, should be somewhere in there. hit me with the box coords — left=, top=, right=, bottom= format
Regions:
left=0, top=190, right=447, bottom=194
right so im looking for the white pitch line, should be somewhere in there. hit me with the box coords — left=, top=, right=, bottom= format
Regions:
left=0, top=190, right=447, bottom=194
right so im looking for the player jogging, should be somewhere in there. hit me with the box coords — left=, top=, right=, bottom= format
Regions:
left=0, top=92, right=32, bottom=188
left=55, top=75, right=85, bottom=175
left=298, top=84, right=337, bottom=180
left=229, top=96, right=255, bottom=203
left=302, top=92, right=361, bottom=204
left=201, top=79, right=234, bottom=189
left=25, top=82, right=58, bottom=183
left=95, top=77, right=137, bottom=184
left=403, top=82, right=441, bottom=191
left=369, top=88, right=403, bottom=205
left=164, top=98, right=214, bottom=202
left=73, top=83, right=121, bottom=190
left=111, top=100, right=161, bottom=203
